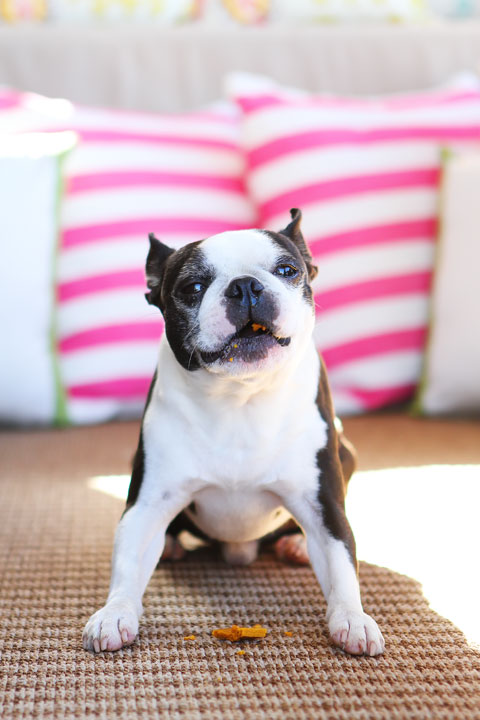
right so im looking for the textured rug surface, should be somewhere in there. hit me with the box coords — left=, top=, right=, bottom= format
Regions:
left=1, top=415, right=479, bottom=720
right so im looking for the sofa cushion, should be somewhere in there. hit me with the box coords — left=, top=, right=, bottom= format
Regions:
left=228, top=73, right=480, bottom=414
left=0, top=131, right=75, bottom=424
left=1, top=89, right=257, bottom=424
left=413, top=149, right=480, bottom=415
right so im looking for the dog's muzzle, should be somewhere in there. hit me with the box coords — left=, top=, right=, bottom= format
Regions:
left=200, top=320, right=291, bottom=365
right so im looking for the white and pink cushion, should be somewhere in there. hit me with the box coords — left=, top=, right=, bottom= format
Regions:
left=1, top=89, right=257, bottom=424
left=228, top=74, right=480, bottom=414
left=0, top=131, right=76, bottom=424
left=413, top=149, right=480, bottom=415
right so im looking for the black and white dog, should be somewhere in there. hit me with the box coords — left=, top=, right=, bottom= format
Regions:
left=82, top=209, right=385, bottom=657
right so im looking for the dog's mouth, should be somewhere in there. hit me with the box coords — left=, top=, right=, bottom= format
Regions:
left=235, top=321, right=290, bottom=345
left=200, top=320, right=291, bottom=365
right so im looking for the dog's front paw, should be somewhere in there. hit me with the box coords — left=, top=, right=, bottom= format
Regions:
left=328, top=608, right=385, bottom=656
left=82, top=599, right=139, bottom=653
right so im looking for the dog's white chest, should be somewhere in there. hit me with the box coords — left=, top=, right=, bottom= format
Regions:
left=180, top=410, right=305, bottom=543
left=143, top=338, right=326, bottom=544
left=180, top=394, right=324, bottom=544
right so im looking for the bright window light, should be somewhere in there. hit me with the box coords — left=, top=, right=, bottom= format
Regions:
left=89, top=474, right=130, bottom=501
left=347, top=464, right=480, bottom=646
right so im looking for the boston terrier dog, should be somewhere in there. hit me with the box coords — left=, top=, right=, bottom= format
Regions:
left=82, top=209, right=385, bottom=657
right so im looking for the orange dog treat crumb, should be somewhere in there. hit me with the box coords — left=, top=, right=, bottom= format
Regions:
left=251, top=323, right=267, bottom=332
left=212, top=625, right=268, bottom=641
left=284, top=631, right=293, bottom=637
left=183, top=635, right=195, bottom=640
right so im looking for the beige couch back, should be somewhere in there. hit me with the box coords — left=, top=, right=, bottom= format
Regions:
left=1, top=23, right=480, bottom=111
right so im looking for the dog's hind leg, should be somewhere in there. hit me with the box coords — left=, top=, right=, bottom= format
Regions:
left=334, top=417, right=357, bottom=486
left=273, top=532, right=309, bottom=565
left=161, top=533, right=187, bottom=561
left=273, top=422, right=357, bottom=568
left=261, top=518, right=309, bottom=565
left=221, top=540, right=259, bottom=566
left=165, top=511, right=261, bottom=565
left=338, top=433, right=357, bottom=485
left=161, top=509, right=215, bottom=561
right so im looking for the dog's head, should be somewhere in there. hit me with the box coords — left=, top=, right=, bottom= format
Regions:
left=145, top=208, right=318, bottom=376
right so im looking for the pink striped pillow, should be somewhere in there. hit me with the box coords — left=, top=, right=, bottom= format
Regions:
left=1, top=89, right=256, bottom=423
left=228, top=74, right=480, bottom=414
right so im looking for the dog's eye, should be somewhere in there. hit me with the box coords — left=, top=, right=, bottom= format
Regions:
left=180, top=281, right=205, bottom=296
left=275, top=264, right=298, bottom=279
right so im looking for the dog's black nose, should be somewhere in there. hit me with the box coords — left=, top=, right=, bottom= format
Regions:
left=225, top=276, right=264, bottom=307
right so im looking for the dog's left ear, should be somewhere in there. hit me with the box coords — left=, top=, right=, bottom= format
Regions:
left=279, top=208, right=318, bottom=281
left=145, top=233, right=175, bottom=311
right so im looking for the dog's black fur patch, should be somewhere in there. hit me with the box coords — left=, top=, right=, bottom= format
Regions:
left=315, top=358, right=357, bottom=570
left=145, top=234, right=175, bottom=310
left=146, top=237, right=215, bottom=372
left=126, top=369, right=158, bottom=510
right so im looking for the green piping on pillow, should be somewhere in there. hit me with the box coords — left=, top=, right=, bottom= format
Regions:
left=49, top=133, right=78, bottom=426
left=410, top=146, right=453, bottom=416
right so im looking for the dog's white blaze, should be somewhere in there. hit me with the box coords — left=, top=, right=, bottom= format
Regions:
left=198, top=230, right=279, bottom=350
left=201, top=229, right=278, bottom=272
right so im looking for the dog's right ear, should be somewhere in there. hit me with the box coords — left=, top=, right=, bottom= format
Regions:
left=145, top=233, right=175, bottom=310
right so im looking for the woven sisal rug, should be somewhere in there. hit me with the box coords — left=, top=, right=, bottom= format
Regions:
left=1, top=418, right=479, bottom=719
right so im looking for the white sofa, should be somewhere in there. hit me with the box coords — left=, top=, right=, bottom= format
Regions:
left=1, top=22, right=480, bottom=111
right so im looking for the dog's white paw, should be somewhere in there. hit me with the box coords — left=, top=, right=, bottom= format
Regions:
left=82, top=599, right=139, bottom=653
left=328, top=608, right=385, bottom=656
